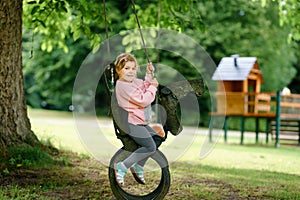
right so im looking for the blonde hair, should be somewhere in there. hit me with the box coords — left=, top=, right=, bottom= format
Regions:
left=114, top=53, right=138, bottom=76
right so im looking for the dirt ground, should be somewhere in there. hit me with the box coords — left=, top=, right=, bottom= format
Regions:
left=0, top=152, right=246, bottom=200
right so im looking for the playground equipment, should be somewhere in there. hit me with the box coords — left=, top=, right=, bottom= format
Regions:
left=104, top=70, right=204, bottom=199
left=102, top=0, right=205, bottom=198
left=210, top=55, right=300, bottom=147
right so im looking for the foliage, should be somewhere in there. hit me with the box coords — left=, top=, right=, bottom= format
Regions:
left=280, top=0, right=300, bottom=41
left=23, top=33, right=91, bottom=109
left=194, top=0, right=298, bottom=91
left=22, top=0, right=205, bottom=110
left=254, top=0, right=300, bottom=41
left=23, top=0, right=202, bottom=52
left=22, top=0, right=299, bottom=114
left=23, top=0, right=108, bottom=53
left=22, top=0, right=124, bottom=109
left=288, top=44, right=300, bottom=93
left=124, top=0, right=204, bottom=32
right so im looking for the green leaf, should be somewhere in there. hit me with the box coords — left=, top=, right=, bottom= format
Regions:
left=41, top=42, right=46, bottom=51
left=73, top=29, right=82, bottom=41
left=92, top=43, right=100, bottom=53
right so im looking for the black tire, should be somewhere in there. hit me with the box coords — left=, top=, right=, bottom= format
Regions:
left=109, top=148, right=171, bottom=200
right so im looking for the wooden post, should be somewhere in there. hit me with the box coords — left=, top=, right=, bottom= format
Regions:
left=275, top=91, right=281, bottom=147
left=298, top=121, right=300, bottom=146
left=255, top=117, right=259, bottom=143
left=209, top=117, right=213, bottom=143
left=266, top=118, right=270, bottom=144
left=224, top=116, right=229, bottom=143
left=240, top=116, right=245, bottom=145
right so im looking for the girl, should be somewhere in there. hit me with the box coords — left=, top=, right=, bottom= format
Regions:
left=113, top=53, right=159, bottom=187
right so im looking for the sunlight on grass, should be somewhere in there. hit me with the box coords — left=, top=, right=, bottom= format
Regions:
left=28, top=108, right=89, bottom=154
left=28, top=108, right=300, bottom=176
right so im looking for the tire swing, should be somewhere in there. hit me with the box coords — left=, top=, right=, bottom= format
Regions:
left=103, top=0, right=171, bottom=199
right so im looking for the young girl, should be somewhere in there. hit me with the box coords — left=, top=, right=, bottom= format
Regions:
left=113, top=53, right=159, bottom=187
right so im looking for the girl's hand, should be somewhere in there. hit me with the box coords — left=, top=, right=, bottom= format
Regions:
left=146, top=62, right=155, bottom=74
left=150, top=78, right=158, bottom=88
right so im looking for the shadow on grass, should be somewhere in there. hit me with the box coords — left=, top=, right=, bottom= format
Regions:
left=0, top=145, right=300, bottom=200
left=0, top=145, right=112, bottom=200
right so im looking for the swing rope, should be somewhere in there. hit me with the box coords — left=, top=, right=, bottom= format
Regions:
left=103, top=0, right=152, bottom=93
left=154, top=0, right=161, bottom=123
left=103, top=0, right=115, bottom=95
left=131, top=0, right=164, bottom=136
left=103, top=0, right=165, bottom=138
left=103, top=0, right=110, bottom=60
left=130, top=0, right=150, bottom=64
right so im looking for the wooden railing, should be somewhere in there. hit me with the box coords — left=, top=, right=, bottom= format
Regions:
left=213, top=92, right=277, bottom=116
left=213, top=92, right=300, bottom=119
left=280, top=94, right=300, bottom=120
left=210, top=92, right=300, bottom=146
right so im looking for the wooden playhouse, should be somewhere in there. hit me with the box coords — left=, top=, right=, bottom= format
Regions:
left=211, top=55, right=266, bottom=115
left=209, top=55, right=300, bottom=147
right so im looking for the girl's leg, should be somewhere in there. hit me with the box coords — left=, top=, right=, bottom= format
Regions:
left=137, top=125, right=158, bottom=167
left=122, top=124, right=156, bottom=168
left=114, top=125, right=158, bottom=186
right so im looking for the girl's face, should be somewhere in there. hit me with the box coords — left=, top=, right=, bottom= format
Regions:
left=118, top=61, right=137, bottom=82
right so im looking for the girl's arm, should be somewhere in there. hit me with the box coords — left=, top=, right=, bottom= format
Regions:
left=130, top=84, right=157, bottom=107
left=117, top=81, right=157, bottom=108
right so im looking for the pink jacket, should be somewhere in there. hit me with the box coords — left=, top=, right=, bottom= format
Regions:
left=115, top=74, right=157, bottom=125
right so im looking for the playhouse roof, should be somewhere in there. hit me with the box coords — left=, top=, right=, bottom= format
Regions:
left=212, top=56, right=259, bottom=81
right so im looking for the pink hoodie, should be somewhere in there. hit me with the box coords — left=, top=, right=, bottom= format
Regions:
left=115, top=74, right=157, bottom=125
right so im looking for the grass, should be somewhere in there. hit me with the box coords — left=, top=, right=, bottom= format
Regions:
left=0, top=108, right=299, bottom=199
left=171, top=163, right=300, bottom=199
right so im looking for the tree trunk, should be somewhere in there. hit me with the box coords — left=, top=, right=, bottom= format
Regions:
left=0, top=0, right=39, bottom=153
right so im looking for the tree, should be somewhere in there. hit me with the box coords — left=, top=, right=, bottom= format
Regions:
left=23, top=35, right=91, bottom=110
left=22, top=0, right=204, bottom=111
left=195, top=0, right=298, bottom=91
left=254, top=0, right=300, bottom=41
left=0, top=0, right=203, bottom=154
left=288, top=44, right=300, bottom=93
left=0, top=0, right=39, bottom=153
left=21, top=0, right=299, bottom=128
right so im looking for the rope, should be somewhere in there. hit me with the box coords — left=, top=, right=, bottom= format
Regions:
left=103, top=0, right=114, bottom=95
left=156, top=0, right=161, bottom=63
left=103, top=0, right=154, bottom=94
left=154, top=0, right=161, bottom=123
left=103, top=0, right=110, bottom=60
left=130, top=0, right=150, bottom=64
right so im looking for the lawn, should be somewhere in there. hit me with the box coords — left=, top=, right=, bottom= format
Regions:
left=0, top=108, right=299, bottom=199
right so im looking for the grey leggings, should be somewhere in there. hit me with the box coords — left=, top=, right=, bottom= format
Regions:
left=122, top=124, right=157, bottom=168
